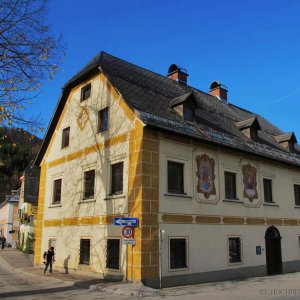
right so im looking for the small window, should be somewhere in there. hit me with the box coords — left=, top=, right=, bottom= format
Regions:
left=52, top=179, right=62, bottom=205
left=294, top=184, right=300, bottom=206
left=48, top=238, right=57, bottom=250
left=106, top=239, right=120, bottom=269
left=183, top=105, right=194, bottom=122
left=79, top=239, right=90, bottom=264
left=170, top=238, right=188, bottom=269
left=98, top=107, right=109, bottom=133
left=81, top=83, right=91, bottom=101
left=228, top=237, right=242, bottom=263
left=61, top=127, right=70, bottom=148
left=225, top=171, right=237, bottom=199
left=111, top=162, right=123, bottom=195
left=83, top=170, right=95, bottom=199
left=263, top=179, right=273, bottom=203
left=168, top=161, right=184, bottom=194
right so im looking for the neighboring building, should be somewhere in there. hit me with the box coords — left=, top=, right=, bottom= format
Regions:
left=18, top=162, right=39, bottom=253
left=0, top=189, right=20, bottom=246
left=34, top=52, right=300, bottom=287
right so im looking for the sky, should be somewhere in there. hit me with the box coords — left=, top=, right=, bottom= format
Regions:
left=31, top=0, right=300, bottom=139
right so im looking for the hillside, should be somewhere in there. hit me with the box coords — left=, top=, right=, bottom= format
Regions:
left=0, top=127, right=42, bottom=203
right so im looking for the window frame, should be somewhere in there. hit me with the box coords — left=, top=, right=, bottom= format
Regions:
left=83, top=169, right=95, bottom=200
left=61, top=126, right=70, bottom=149
left=224, top=171, right=237, bottom=200
left=97, top=107, right=109, bottom=133
left=183, top=104, right=194, bottom=122
left=228, top=236, right=243, bottom=265
left=294, top=184, right=300, bottom=206
left=263, top=178, right=273, bottom=203
left=106, top=238, right=120, bottom=270
left=80, top=83, right=91, bottom=102
left=110, top=162, right=123, bottom=195
left=79, top=238, right=90, bottom=265
left=167, top=160, right=185, bottom=194
left=169, top=236, right=189, bottom=271
left=52, top=178, right=62, bottom=205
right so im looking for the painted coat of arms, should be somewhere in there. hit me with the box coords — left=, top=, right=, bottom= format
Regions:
left=196, top=154, right=216, bottom=199
left=242, top=163, right=258, bottom=201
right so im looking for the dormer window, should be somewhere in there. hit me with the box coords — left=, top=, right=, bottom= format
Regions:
left=236, top=117, right=261, bottom=142
left=170, top=92, right=197, bottom=123
left=183, top=104, right=194, bottom=122
left=274, top=132, right=297, bottom=153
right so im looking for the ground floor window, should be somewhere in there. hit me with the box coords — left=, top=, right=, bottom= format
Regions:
left=169, top=237, right=188, bottom=269
left=106, top=239, right=120, bottom=269
left=228, top=236, right=242, bottom=263
left=79, top=239, right=90, bottom=265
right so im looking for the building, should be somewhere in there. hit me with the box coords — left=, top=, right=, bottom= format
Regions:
left=0, top=189, right=20, bottom=247
left=18, top=162, right=39, bottom=253
left=35, top=52, right=300, bottom=287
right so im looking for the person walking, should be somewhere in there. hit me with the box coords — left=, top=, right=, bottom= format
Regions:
left=1, top=236, right=6, bottom=250
left=44, top=246, right=55, bottom=274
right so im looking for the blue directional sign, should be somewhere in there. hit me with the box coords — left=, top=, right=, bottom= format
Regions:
left=114, top=217, right=139, bottom=227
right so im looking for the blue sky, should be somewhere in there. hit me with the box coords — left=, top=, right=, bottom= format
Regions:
left=32, top=0, right=300, bottom=138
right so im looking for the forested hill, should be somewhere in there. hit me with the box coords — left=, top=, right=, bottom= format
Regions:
left=0, top=127, right=42, bottom=203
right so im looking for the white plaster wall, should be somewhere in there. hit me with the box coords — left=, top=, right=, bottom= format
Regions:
left=40, top=73, right=135, bottom=274
left=42, top=224, right=126, bottom=276
left=45, top=74, right=134, bottom=164
left=160, top=224, right=300, bottom=276
left=159, top=138, right=300, bottom=219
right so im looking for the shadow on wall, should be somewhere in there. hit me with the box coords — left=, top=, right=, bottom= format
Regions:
left=64, top=254, right=70, bottom=273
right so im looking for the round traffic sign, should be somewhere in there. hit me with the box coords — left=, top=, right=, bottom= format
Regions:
left=122, top=226, right=134, bottom=238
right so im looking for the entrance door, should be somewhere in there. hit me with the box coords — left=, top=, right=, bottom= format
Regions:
left=265, top=226, right=282, bottom=275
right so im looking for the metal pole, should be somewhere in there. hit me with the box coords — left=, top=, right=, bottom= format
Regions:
left=159, top=229, right=164, bottom=290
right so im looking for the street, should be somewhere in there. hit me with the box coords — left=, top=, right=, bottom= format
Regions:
left=2, top=249, right=300, bottom=299
left=0, top=254, right=129, bottom=299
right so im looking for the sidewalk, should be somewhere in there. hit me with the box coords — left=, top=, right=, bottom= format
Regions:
left=0, top=248, right=163, bottom=297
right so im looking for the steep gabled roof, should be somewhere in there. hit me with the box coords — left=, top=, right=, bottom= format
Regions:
left=35, top=51, right=300, bottom=167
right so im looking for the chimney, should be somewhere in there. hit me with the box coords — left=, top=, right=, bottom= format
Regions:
left=209, top=81, right=228, bottom=101
left=167, top=64, right=188, bottom=85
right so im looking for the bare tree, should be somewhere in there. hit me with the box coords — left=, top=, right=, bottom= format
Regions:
left=0, top=0, right=64, bottom=132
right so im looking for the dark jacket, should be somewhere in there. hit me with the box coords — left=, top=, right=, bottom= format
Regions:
left=46, top=249, right=55, bottom=262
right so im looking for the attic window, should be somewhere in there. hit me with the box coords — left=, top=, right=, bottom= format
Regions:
left=274, top=132, right=297, bottom=153
left=183, top=105, right=194, bottom=122
left=170, top=92, right=197, bottom=123
left=81, top=83, right=91, bottom=101
left=235, top=117, right=261, bottom=143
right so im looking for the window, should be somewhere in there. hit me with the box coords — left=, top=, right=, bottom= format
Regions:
left=111, top=162, right=123, bottom=195
left=98, top=107, right=109, bottom=133
left=61, top=127, right=70, bottom=148
left=48, top=238, right=57, bottom=250
left=183, top=105, right=194, bottom=122
left=52, top=179, right=62, bottom=205
left=170, top=238, right=188, bottom=269
left=228, top=237, right=242, bottom=263
left=106, top=239, right=120, bottom=269
left=80, top=83, right=91, bottom=101
left=225, top=171, right=237, bottom=199
left=294, top=184, right=300, bottom=206
left=83, top=170, right=95, bottom=199
left=168, top=161, right=184, bottom=194
left=263, top=179, right=273, bottom=203
left=79, top=239, right=90, bottom=264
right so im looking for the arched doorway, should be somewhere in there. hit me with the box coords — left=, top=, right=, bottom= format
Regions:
left=265, top=226, right=282, bottom=275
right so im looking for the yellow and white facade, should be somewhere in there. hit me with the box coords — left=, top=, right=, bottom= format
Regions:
left=35, top=52, right=300, bottom=288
